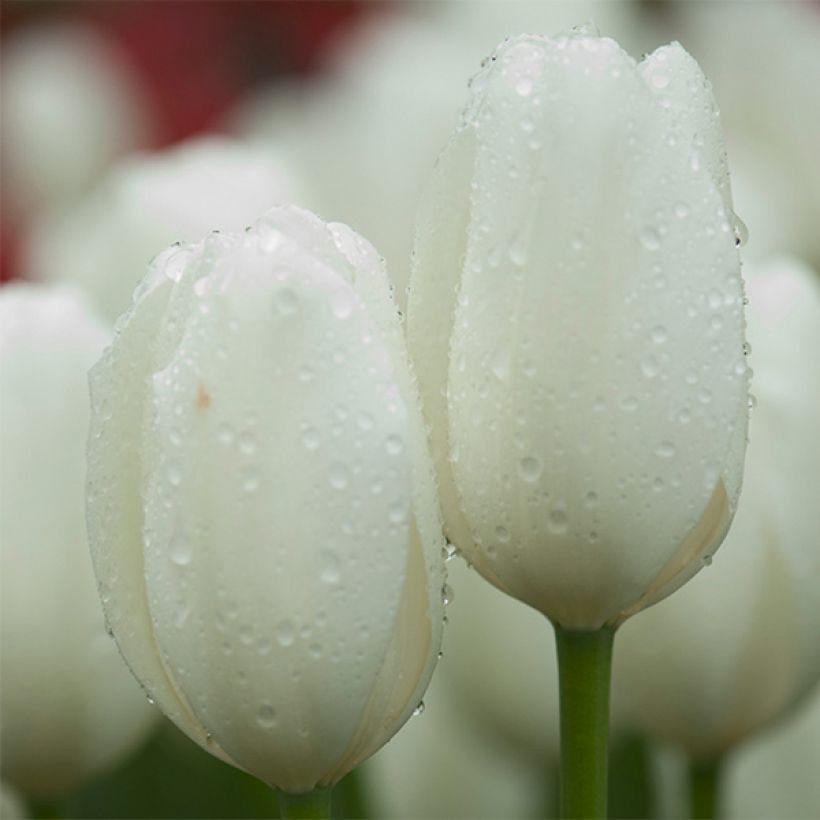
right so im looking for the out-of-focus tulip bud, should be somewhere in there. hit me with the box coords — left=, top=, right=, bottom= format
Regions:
left=727, top=683, right=820, bottom=819
left=86, top=205, right=446, bottom=795
left=25, top=137, right=309, bottom=323
left=0, top=285, right=157, bottom=799
left=613, top=257, right=820, bottom=760
left=0, top=781, right=27, bottom=820
left=673, top=2, right=820, bottom=271
left=407, top=32, right=749, bottom=630
left=0, top=23, right=150, bottom=216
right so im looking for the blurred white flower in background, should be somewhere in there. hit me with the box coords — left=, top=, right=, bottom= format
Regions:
left=613, top=257, right=820, bottom=760
left=234, top=2, right=661, bottom=309
left=23, top=136, right=309, bottom=323
left=0, top=22, right=151, bottom=219
left=0, top=285, right=158, bottom=799
left=673, top=2, right=820, bottom=270
left=726, top=683, right=820, bottom=819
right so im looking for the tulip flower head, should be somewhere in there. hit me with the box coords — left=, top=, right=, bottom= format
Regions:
left=0, top=285, right=157, bottom=798
left=408, top=31, right=749, bottom=630
left=86, top=206, right=445, bottom=794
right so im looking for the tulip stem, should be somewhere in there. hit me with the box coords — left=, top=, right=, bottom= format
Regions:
left=689, top=758, right=721, bottom=819
left=278, top=787, right=332, bottom=819
left=554, top=623, right=615, bottom=819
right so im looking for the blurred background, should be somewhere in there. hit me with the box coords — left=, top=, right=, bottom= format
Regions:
left=1, top=1, right=819, bottom=818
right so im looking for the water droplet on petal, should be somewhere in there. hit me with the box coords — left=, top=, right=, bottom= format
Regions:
left=276, top=620, right=295, bottom=647
left=257, top=702, right=277, bottom=729
left=638, top=226, right=661, bottom=251
left=301, top=427, right=320, bottom=450
left=275, top=288, right=298, bottom=315
left=329, top=463, right=349, bottom=490
left=518, top=456, right=542, bottom=482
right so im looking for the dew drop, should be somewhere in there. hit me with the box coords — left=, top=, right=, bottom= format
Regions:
left=275, top=288, right=298, bottom=315
left=674, top=201, right=690, bottom=219
left=638, top=226, right=661, bottom=251
left=748, top=394, right=758, bottom=410
left=238, top=432, right=256, bottom=456
left=548, top=507, right=568, bottom=534
left=640, top=355, right=659, bottom=378
left=651, top=71, right=670, bottom=89
left=320, top=550, right=341, bottom=584
left=585, top=491, right=599, bottom=507
left=332, top=289, right=354, bottom=319
left=257, top=702, right=277, bottom=729
left=386, top=435, right=404, bottom=456
left=508, top=241, right=527, bottom=266
left=442, top=542, right=457, bottom=562
left=275, top=620, right=295, bottom=647
left=388, top=501, right=407, bottom=525
left=412, top=700, right=426, bottom=717
left=515, top=77, right=533, bottom=97
left=518, top=455, right=542, bottom=482
left=650, top=326, right=668, bottom=344
left=620, top=395, right=639, bottom=412
left=301, top=427, right=321, bottom=450
left=731, top=212, right=749, bottom=247
left=167, top=463, right=182, bottom=487
left=170, top=532, right=192, bottom=567
left=655, top=440, right=676, bottom=458
left=241, top=468, right=260, bottom=493
left=441, top=584, right=454, bottom=606
left=742, top=341, right=752, bottom=356
left=217, top=423, right=234, bottom=446
left=329, top=463, right=350, bottom=490
left=495, top=525, right=510, bottom=543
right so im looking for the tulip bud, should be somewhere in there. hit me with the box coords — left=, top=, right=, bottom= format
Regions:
left=86, top=205, right=446, bottom=794
left=25, top=136, right=309, bottom=322
left=613, top=257, right=820, bottom=759
left=408, top=32, right=749, bottom=630
left=0, top=285, right=157, bottom=798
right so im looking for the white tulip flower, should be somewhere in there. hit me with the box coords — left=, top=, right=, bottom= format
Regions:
left=86, top=206, right=445, bottom=798
left=25, top=136, right=309, bottom=323
left=613, top=258, right=820, bottom=762
left=0, top=285, right=157, bottom=799
left=408, top=32, right=749, bottom=631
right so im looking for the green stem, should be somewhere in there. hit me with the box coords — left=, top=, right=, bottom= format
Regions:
left=278, top=786, right=332, bottom=820
left=689, top=758, right=721, bottom=819
left=554, top=623, right=616, bottom=819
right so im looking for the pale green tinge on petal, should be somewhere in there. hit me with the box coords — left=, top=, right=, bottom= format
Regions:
left=410, top=33, right=748, bottom=629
